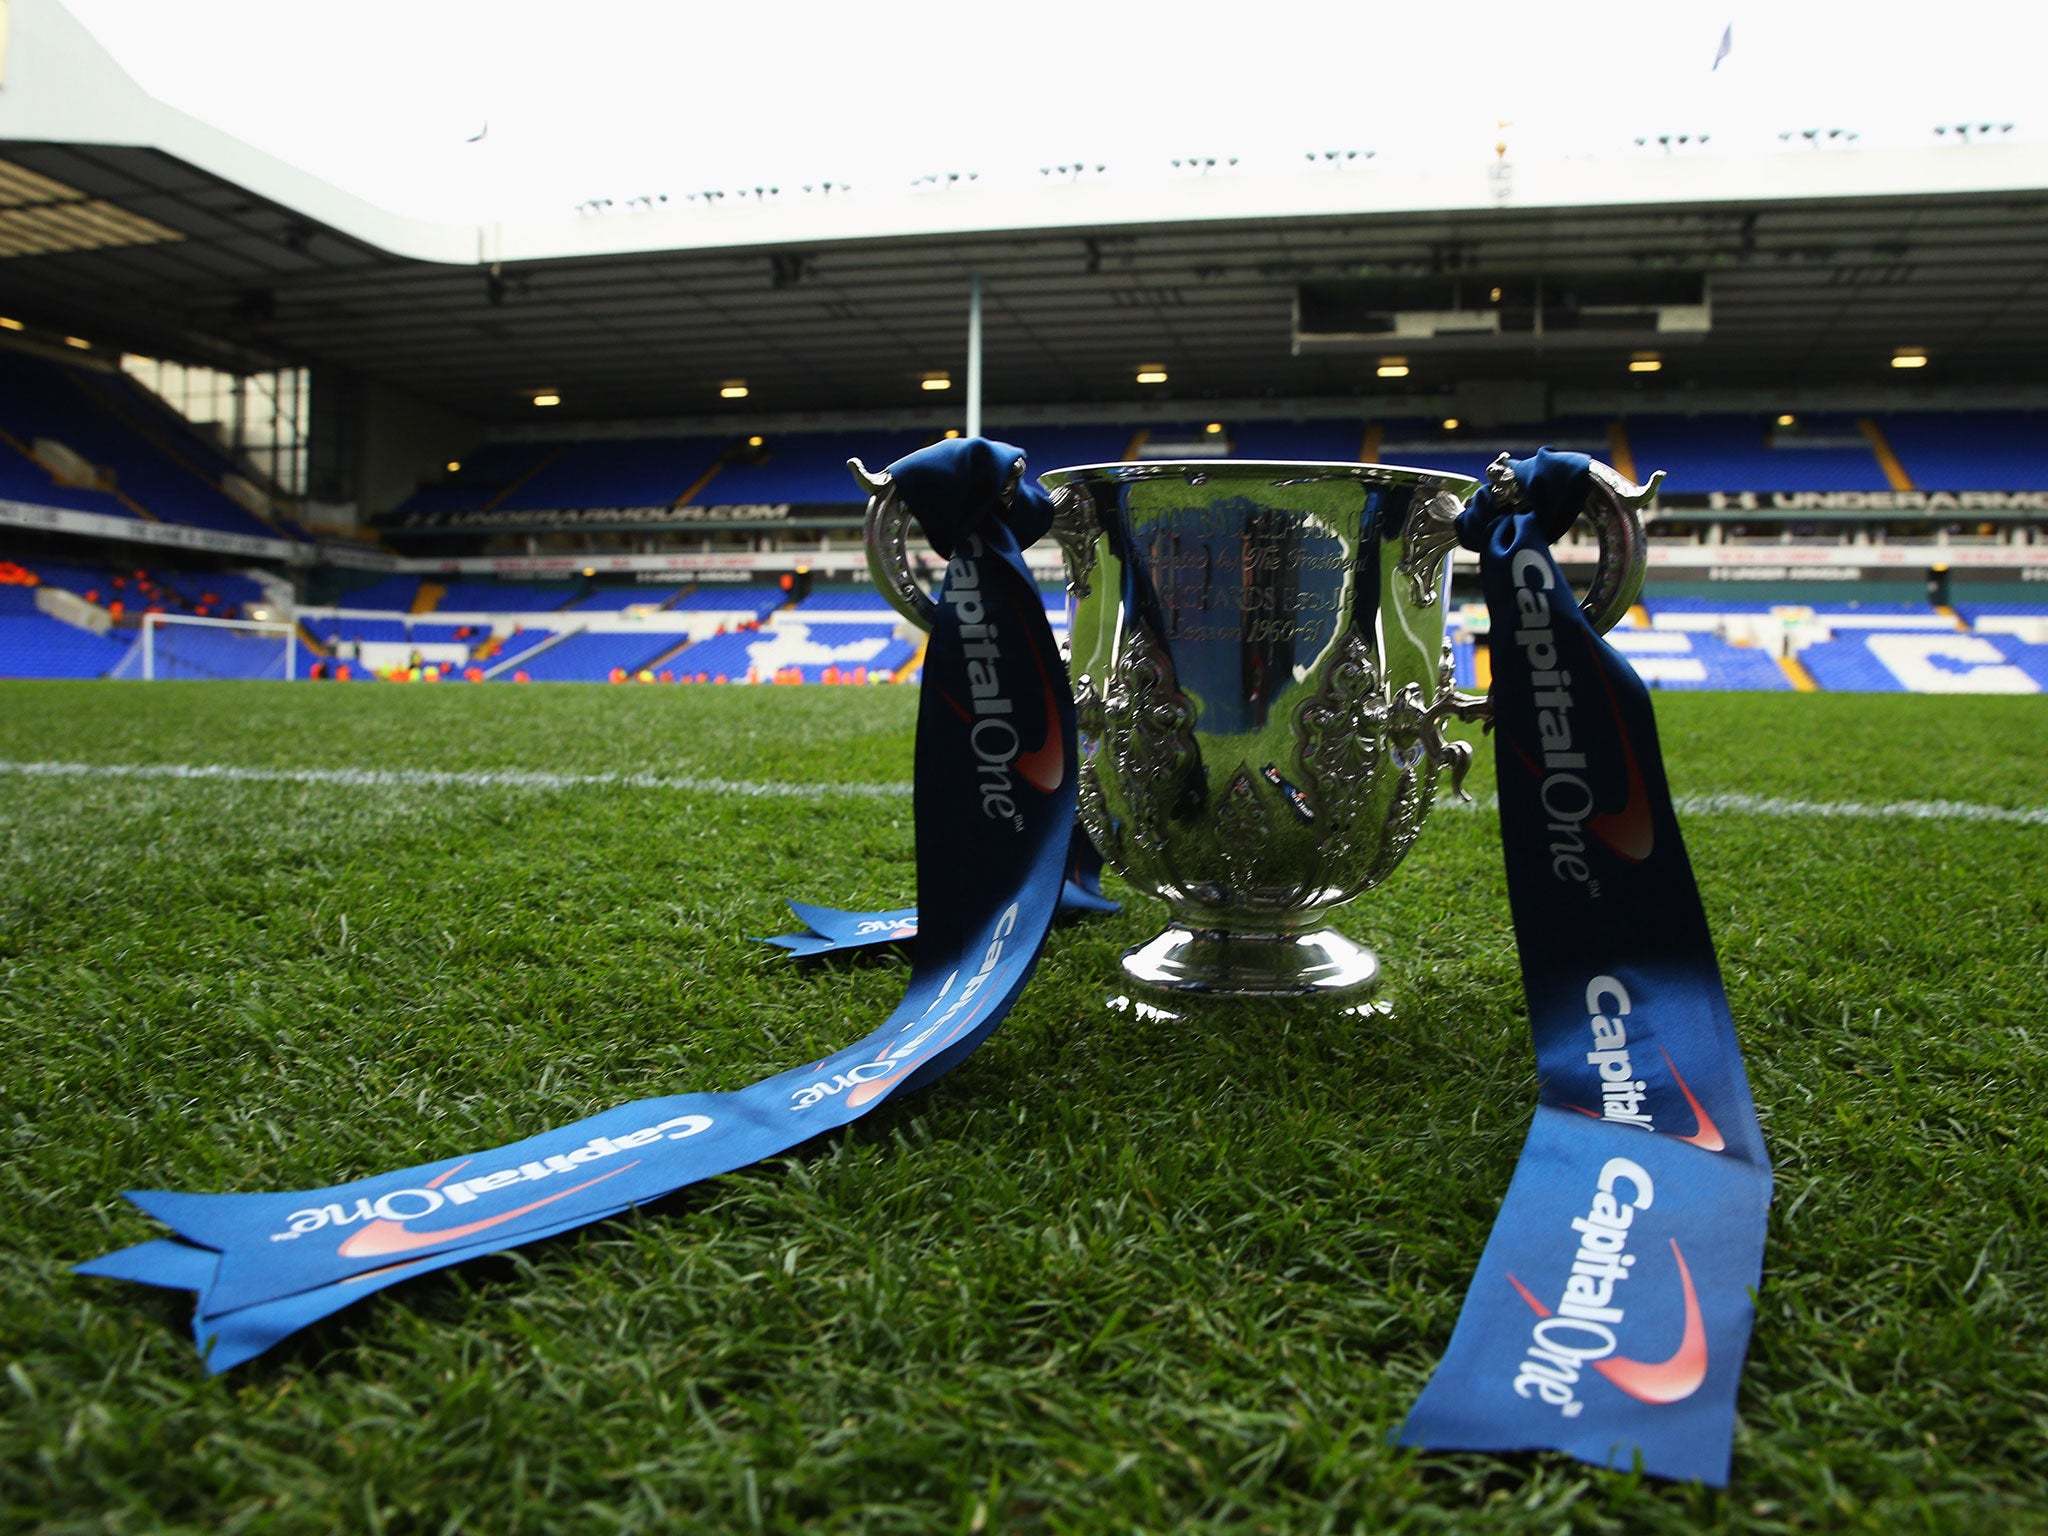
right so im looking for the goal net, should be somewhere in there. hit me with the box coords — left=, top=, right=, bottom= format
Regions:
left=108, top=614, right=299, bottom=681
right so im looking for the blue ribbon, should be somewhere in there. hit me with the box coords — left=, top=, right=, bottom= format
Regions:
left=759, top=832, right=1117, bottom=955
left=1395, top=450, right=1772, bottom=1483
left=77, top=437, right=1081, bottom=1371
left=78, top=441, right=1770, bottom=1488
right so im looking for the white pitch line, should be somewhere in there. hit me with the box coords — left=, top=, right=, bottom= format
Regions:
left=0, top=759, right=913, bottom=801
left=0, top=760, right=2043, bottom=826
left=1671, top=791, right=2048, bottom=827
left=1438, top=789, right=2048, bottom=826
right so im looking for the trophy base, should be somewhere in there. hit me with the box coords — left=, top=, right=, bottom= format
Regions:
left=1119, top=924, right=1380, bottom=997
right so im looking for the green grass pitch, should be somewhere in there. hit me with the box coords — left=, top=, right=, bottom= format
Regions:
left=1, top=681, right=2043, bottom=1533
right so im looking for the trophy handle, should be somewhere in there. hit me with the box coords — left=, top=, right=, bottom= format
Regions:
left=852, top=455, right=1029, bottom=632
left=1530, top=454, right=1662, bottom=636
left=1421, top=453, right=1662, bottom=793
left=853, top=458, right=937, bottom=631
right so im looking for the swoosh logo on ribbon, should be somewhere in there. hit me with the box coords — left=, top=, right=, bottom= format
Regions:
left=1509, top=1237, right=1709, bottom=1405
left=335, top=1163, right=637, bottom=1259
left=1586, top=662, right=1654, bottom=863
left=1012, top=632, right=1065, bottom=795
left=1661, top=1046, right=1727, bottom=1152
left=1560, top=1050, right=1726, bottom=1152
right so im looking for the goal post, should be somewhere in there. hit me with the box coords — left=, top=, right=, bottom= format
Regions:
left=112, top=613, right=300, bottom=681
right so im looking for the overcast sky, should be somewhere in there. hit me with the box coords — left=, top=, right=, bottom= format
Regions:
left=62, top=0, right=2043, bottom=223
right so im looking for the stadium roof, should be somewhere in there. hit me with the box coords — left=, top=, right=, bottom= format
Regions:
left=3, top=0, right=2047, bottom=421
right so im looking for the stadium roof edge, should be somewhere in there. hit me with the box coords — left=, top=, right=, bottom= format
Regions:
left=1, top=0, right=469, bottom=264
left=7, top=0, right=2048, bottom=271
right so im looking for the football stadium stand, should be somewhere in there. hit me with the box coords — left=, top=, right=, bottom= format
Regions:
left=790, top=589, right=901, bottom=617
left=1879, top=413, right=2048, bottom=491
left=430, top=581, right=582, bottom=613
left=1606, top=629, right=1792, bottom=691
left=497, top=629, right=687, bottom=682
left=1798, top=632, right=2047, bottom=693
left=384, top=409, right=2048, bottom=527
left=673, top=622, right=918, bottom=684
left=303, top=617, right=422, bottom=646
left=0, top=609, right=130, bottom=677
left=670, top=585, right=786, bottom=620
left=1, top=557, right=267, bottom=619
left=567, top=586, right=683, bottom=610
left=0, top=349, right=291, bottom=542
left=1626, top=414, right=1892, bottom=493
left=333, top=576, right=423, bottom=611
left=6, top=381, right=2046, bottom=686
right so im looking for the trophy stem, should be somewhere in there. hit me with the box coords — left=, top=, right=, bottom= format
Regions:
left=1120, top=924, right=1380, bottom=996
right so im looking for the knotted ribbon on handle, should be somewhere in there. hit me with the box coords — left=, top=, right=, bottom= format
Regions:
left=1395, top=450, right=1772, bottom=1483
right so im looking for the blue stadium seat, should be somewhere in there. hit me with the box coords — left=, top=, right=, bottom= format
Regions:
left=1957, top=601, right=2048, bottom=624
left=497, top=439, right=728, bottom=511
left=497, top=630, right=687, bottom=681
left=306, top=617, right=411, bottom=645
left=338, top=576, right=422, bottom=611
left=567, top=587, right=683, bottom=610
left=1606, top=630, right=1791, bottom=690
left=0, top=349, right=290, bottom=540
left=1624, top=414, right=1889, bottom=493
left=664, top=624, right=913, bottom=682
left=0, top=613, right=130, bottom=677
left=669, top=585, right=785, bottom=618
left=1878, top=412, right=2048, bottom=491
left=434, top=582, right=580, bottom=612
left=1230, top=421, right=1376, bottom=461
left=792, top=588, right=897, bottom=615
left=1798, top=631, right=2041, bottom=693
left=708, top=432, right=938, bottom=505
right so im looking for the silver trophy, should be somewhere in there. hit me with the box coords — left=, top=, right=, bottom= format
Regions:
left=856, top=453, right=1657, bottom=996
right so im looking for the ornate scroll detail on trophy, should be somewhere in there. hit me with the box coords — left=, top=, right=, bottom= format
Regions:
left=1395, top=490, right=1466, bottom=609
left=1070, top=673, right=1119, bottom=869
left=1048, top=489, right=1099, bottom=602
left=1102, top=621, right=1201, bottom=864
left=1295, top=626, right=1387, bottom=873
left=1213, top=766, right=1289, bottom=901
left=1387, top=681, right=1490, bottom=802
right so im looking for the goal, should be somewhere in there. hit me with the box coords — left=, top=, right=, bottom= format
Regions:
left=109, top=613, right=300, bottom=681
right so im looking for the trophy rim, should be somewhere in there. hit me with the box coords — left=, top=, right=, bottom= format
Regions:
left=1036, top=458, right=1482, bottom=497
